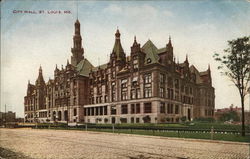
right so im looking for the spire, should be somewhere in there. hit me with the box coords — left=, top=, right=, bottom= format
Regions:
left=39, top=65, right=42, bottom=73
left=71, top=19, right=84, bottom=66
left=67, top=59, right=69, bottom=65
left=28, top=80, right=30, bottom=85
left=36, top=65, right=45, bottom=86
left=133, top=35, right=138, bottom=46
left=112, top=28, right=125, bottom=61
left=185, top=54, right=189, bottom=66
left=185, top=54, right=188, bottom=62
left=168, top=36, right=172, bottom=47
left=74, top=19, right=80, bottom=35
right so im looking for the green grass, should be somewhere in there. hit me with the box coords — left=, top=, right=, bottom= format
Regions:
left=33, top=122, right=250, bottom=142
left=86, top=128, right=250, bottom=142
left=39, top=126, right=250, bottom=143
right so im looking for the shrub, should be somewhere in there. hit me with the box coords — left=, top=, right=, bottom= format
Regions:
left=194, top=117, right=215, bottom=123
left=165, top=117, right=171, bottom=122
left=142, top=115, right=151, bottom=123
left=180, top=116, right=187, bottom=122
left=104, top=118, right=108, bottom=123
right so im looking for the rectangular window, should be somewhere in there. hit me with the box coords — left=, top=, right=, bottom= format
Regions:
left=131, top=89, right=136, bottom=99
left=144, top=87, right=152, bottom=98
left=174, top=79, right=179, bottom=89
left=144, top=73, right=152, bottom=98
left=136, top=104, right=140, bottom=114
left=111, top=106, right=116, bottom=115
left=136, top=89, right=140, bottom=98
left=144, top=103, right=152, bottom=113
left=170, top=104, right=174, bottom=114
left=160, top=87, right=164, bottom=98
left=144, top=73, right=152, bottom=84
left=100, top=96, right=102, bottom=103
left=160, top=73, right=165, bottom=85
left=104, top=106, right=107, bottom=115
left=132, top=76, right=138, bottom=87
left=174, top=90, right=179, bottom=101
left=111, top=83, right=116, bottom=102
left=121, top=79, right=128, bottom=101
left=96, top=97, right=99, bottom=104
left=131, top=104, right=135, bottom=114
left=160, top=102, right=165, bottom=113
left=167, top=77, right=173, bottom=87
left=131, top=117, right=134, bottom=123
left=175, top=105, right=179, bottom=114
left=133, top=56, right=138, bottom=69
left=98, top=86, right=102, bottom=95
left=121, top=105, right=128, bottom=114
left=74, top=108, right=77, bottom=116
left=100, top=107, right=103, bottom=115
left=136, top=118, right=140, bottom=123
left=167, top=104, right=170, bottom=114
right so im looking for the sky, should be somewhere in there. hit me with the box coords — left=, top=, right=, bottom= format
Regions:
left=1, top=0, right=250, bottom=117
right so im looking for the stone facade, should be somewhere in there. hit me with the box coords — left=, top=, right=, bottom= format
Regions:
left=24, top=19, right=215, bottom=124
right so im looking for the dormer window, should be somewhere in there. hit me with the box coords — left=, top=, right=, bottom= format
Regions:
left=147, top=58, right=151, bottom=64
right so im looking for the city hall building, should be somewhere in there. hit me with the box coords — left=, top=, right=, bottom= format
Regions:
left=24, top=19, right=215, bottom=124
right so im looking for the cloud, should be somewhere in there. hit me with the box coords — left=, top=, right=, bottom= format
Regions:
left=103, top=4, right=172, bottom=22
left=103, top=4, right=122, bottom=14
left=162, top=10, right=173, bottom=17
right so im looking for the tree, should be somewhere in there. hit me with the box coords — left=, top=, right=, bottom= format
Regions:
left=218, top=111, right=240, bottom=122
left=213, top=36, right=250, bottom=136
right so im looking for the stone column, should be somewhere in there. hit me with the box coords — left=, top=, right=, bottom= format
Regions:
left=140, top=102, right=144, bottom=114
left=128, top=104, right=131, bottom=114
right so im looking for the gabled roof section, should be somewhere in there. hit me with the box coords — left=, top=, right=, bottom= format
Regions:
left=189, top=65, right=203, bottom=84
left=92, top=63, right=108, bottom=72
left=76, top=58, right=94, bottom=77
left=142, top=40, right=160, bottom=64
left=189, top=65, right=198, bottom=73
left=200, top=70, right=209, bottom=76
left=157, top=47, right=167, bottom=54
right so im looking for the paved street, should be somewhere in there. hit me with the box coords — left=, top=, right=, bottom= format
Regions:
left=0, top=128, right=249, bottom=159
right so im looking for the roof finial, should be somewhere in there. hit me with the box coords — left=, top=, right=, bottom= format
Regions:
left=61, top=64, right=63, bottom=70
left=28, top=80, right=30, bottom=84
left=39, top=65, right=42, bottom=73
left=67, top=59, right=69, bottom=65
left=115, top=27, right=120, bottom=39
left=208, top=64, right=210, bottom=71
left=76, top=0, right=79, bottom=20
